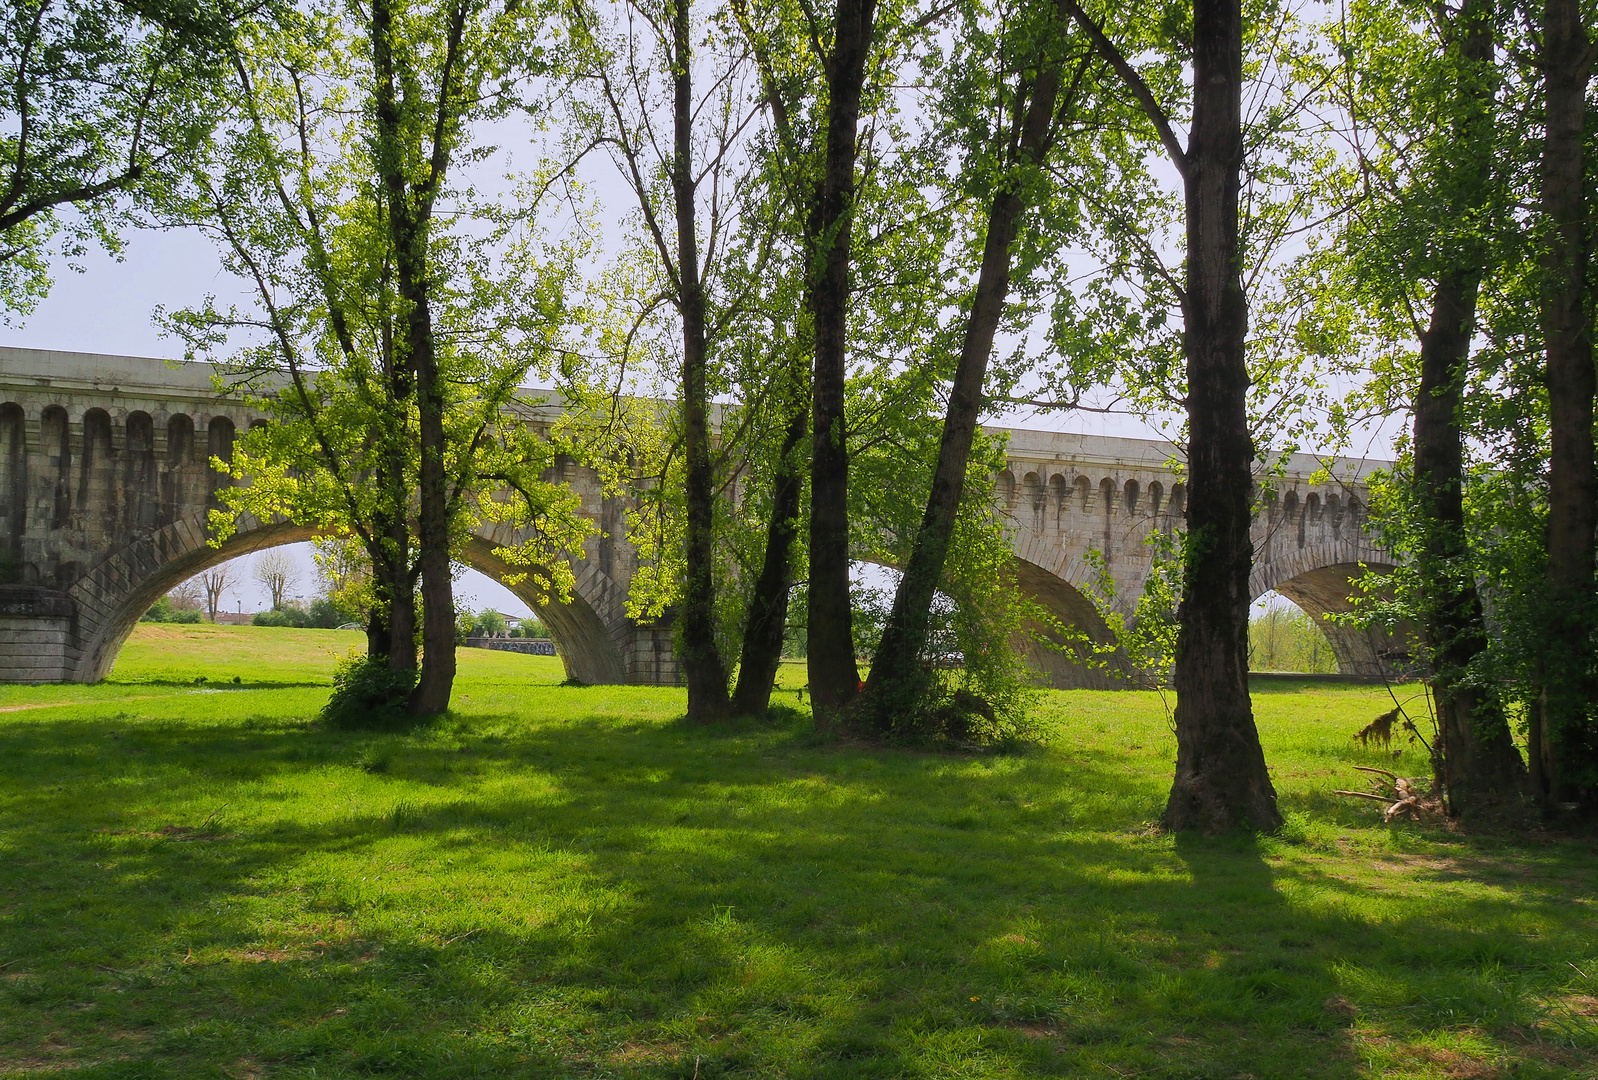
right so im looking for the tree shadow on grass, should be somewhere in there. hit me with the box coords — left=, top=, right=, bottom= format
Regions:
left=0, top=708, right=1593, bottom=1079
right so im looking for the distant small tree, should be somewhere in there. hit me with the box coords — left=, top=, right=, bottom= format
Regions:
left=474, top=610, right=508, bottom=637
left=199, top=561, right=236, bottom=622
left=168, top=578, right=203, bottom=612
left=312, top=536, right=371, bottom=624
left=254, top=550, right=298, bottom=611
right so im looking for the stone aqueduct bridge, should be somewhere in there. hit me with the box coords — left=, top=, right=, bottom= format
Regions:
left=0, top=348, right=1398, bottom=686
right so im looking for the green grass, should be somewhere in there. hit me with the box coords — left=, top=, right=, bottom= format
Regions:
left=1, top=625, right=1594, bottom=1079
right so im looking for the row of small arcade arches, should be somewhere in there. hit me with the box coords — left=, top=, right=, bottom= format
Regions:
left=995, top=464, right=1373, bottom=534
left=1257, top=485, right=1367, bottom=530
left=0, top=400, right=258, bottom=469
left=997, top=466, right=1186, bottom=522
left=0, top=402, right=260, bottom=541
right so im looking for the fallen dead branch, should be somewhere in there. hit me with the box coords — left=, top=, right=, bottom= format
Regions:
left=1334, top=769, right=1445, bottom=822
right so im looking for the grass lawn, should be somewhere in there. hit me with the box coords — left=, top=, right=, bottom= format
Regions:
left=1, top=625, right=1594, bottom=1079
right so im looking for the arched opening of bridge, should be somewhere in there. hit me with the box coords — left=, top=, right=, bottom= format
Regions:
left=1250, top=559, right=1412, bottom=680
left=54, top=522, right=628, bottom=687
left=1249, top=591, right=1339, bottom=674
left=842, top=559, right=1126, bottom=690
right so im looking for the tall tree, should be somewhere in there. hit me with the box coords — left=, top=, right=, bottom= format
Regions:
left=805, top=0, right=878, bottom=723
left=170, top=0, right=585, bottom=711
left=567, top=0, right=773, bottom=720
left=370, top=0, right=461, bottom=715
left=1532, top=0, right=1595, bottom=802
left=1326, top=0, right=1527, bottom=812
left=1059, top=0, right=1281, bottom=830
left=859, top=14, right=1074, bottom=728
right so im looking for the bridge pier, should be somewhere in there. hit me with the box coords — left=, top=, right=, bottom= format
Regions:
left=0, top=586, right=76, bottom=683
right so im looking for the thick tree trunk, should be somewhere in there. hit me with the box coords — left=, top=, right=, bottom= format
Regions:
left=806, top=0, right=876, bottom=725
left=671, top=0, right=731, bottom=721
left=1414, top=272, right=1526, bottom=808
left=1162, top=0, right=1281, bottom=833
left=409, top=324, right=455, bottom=715
left=858, top=65, right=1061, bottom=732
left=731, top=398, right=807, bottom=715
left=1406, top=0, right=1525, bottom=814
left=368, top=510, right=417, bottom=677
left=369, top=0, right=455, bottom=715
left=1534, top=0, right=1595, bottom=803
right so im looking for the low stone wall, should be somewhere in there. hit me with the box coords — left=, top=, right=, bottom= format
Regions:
left=466, top=637, right=557, bottom=656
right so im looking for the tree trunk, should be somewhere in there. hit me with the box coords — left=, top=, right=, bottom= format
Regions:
left=1162, top=0, right=1281, bottom=833
left=806, top=0, right=877, bottom=724
left=859, top=64, right=1061, bottom=732
left=1407, top=0, right=1525, bottom=814
left=1414, top=270, right=1526, bottom=808
left=731, top=396, right=807, bottom=715
left=1534, top=0, right=1595, bottom=803
left=671, top=0, right=731, bottom=721
left=369, top=0, right=454, bottom=715
left=368, top=510, right=417, bottom=677
left=409, top=333, right=455, bottom=714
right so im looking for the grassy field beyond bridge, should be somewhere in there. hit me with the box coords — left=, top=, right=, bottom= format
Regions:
left=0, top=624, right=1593, bottom=1079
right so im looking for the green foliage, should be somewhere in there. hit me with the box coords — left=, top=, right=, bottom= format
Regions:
left=252, top=605, right=311, bottom=628
left=140, top=596, right=203, bottom=624
left=510, top=616, right=547, bottom=640
left=320, top=651, right=418, bottom=730
left=307, top=596, right=362, bottom=629
left=454, top=607, right=510, bottom=642
left=1046, top=529, right=1184, bottom=694
left=1310, top=0, right=1598, bottom=790
left=161, top=0, right=592, bottom=679
left=0, top=0, right=234, bottom=319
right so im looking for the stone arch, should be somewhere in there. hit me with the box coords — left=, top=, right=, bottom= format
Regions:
left=1050, top=474, right=1068, bottom=530
left=997, top=469, right=1016, bottom=509
left=78, top=408, right=113, bottom=518
left=124, top=412, right=157, bottom=533
left=41, top=405, right=70, bottom=531
left=206, top=416, right=235, bottom=507
left=162, top=415, right=195, bottom=528
left=1073, top=474, right=1091, bottom=512
left=1148, top=480, right=1164, bottom=519
left=1250, top=548, right=1409, bottom=678
left=1022, top=471, right=1044, bottom=532
left=458, top=533, right=631, bottom=686
left=1124, top=478, right=1140, bottom=514
left=60, top=511, right=643, bottom=687
left=0, top=402, right=25, bottom=579
left=69, top=516, right=314, bottom=681
left=167, top=414, right=195, bottom=465
left=1011, top=556, right=1126, bottom=690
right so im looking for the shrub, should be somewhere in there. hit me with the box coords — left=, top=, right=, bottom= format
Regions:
left=142, top=596, right=202, bottom=623
left=253, top=605, right=310, bottom=628
left=320, top=653, right=418, bottom=730
left=308, top=596, right=362, bottom=629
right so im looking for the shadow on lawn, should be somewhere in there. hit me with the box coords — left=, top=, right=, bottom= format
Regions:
left=0, top=709, right=1592, bottom=1079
